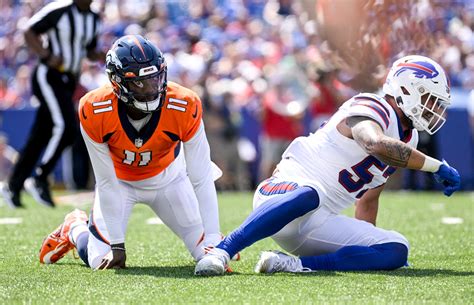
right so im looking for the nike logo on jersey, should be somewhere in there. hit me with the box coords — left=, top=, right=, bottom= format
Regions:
left=81, top=107, right=88, bottom=120
left=192, top=105, right=198, bottom=118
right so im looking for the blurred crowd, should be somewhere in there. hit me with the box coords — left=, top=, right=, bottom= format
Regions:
left=0, top=0, right=473, bottom=190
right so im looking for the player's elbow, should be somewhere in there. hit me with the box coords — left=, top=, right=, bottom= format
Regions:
left=360, top=137, right=384, bottom=156
left=188, top=171, right=209, bottom=188
left=95, top=177, right=116, bottom=190
left=352, top=127, right=384, bottom=156
left=23, top=29, right=35, bottom=45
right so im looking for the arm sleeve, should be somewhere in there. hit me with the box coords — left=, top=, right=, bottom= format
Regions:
left=183, top=121, right=221, bottom=244
left=80, top=124, right=125, bottom=244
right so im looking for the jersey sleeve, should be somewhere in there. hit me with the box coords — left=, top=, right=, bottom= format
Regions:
left=86, top=14, right=100, bottom=51
left=347, top=95, right=392, bottom=132
left=78, top=95, right=104, bottom=143
left=182, top=93, right=203, bottom=142
left=27, top=2, right=64, bottom=34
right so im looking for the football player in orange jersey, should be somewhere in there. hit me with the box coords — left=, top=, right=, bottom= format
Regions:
left=38, top=35, right=230, bottom=270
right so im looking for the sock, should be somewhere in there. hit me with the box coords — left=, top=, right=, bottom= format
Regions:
left=217, top=186, right=319, bottom=258
left=299, top=242, right=408, bottom=271
left=69, top=223, right=89, bottom=246
left=75, top=232, right=90, bottom=267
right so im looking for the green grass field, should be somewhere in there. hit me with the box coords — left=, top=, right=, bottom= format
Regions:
left=0, top=191, right=473, bottom=304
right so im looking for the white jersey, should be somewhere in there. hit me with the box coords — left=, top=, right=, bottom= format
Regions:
left=274, top=93, right=419, bottom=213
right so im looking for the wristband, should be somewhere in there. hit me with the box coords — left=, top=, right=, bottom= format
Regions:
left=111, top=243, right=126, bottom=251
left=420, top=156, right=442, bottom=172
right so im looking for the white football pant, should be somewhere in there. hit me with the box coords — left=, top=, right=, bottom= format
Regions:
left=253, top=178, right=410, bottom=257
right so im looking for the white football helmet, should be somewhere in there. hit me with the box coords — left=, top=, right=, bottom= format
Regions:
left=383, top=55, right=451, bottom=134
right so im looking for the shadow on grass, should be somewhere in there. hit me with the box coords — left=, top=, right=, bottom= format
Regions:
left=372, top=268, right=474, bottom=277
left=56, top=262, right=472, bottom=278
left=112, top=265, right=341, bottom=278
left=114, top=265, right=198, bottom=278
left=243, top=268, right=473, bottom=278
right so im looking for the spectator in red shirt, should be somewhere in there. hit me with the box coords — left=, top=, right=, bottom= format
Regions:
left=259, top=83, right=304, bottom=180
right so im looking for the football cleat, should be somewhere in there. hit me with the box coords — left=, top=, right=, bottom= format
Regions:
left=255, top=251, right=310, bottom=273
left=24, top=177, right=55, bottom=207
left=39, top=209, right=87, bottom=264
left=194, top=247, right=230, bottom=276
left=0, top=182, right=23, bottom=208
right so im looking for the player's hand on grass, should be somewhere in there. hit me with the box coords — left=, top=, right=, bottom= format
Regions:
left=433, top=160, right=461, bottom=197
left=95, top=243, right=126, bottom=270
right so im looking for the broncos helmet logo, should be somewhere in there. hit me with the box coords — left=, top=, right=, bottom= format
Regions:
left=106, top=50, right=123, bottom=69
left=394, top=61, right=439, bottom=79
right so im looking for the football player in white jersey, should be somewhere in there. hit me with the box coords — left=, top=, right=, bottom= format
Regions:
left=195, top=55, right=461, bottom=276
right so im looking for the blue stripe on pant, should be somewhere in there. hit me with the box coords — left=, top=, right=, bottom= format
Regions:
left=217, top=186, right=320, bottom=258
left=300, top=242, right=409, bottom=271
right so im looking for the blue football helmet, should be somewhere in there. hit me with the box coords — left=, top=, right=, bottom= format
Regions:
left=106, top=35, right=167, bottom=113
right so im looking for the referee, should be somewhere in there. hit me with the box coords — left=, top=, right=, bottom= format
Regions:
left=1, top=0, right=103, bottom=208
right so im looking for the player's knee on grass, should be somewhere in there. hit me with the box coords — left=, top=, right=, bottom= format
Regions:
left=372, top=230, right=410, bottom=270
left=372, top=242, right=409, bottom=270
left=383, top=229, right=410, bottom=251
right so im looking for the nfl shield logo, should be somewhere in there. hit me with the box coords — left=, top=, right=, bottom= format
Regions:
left=135, top=138, right=143, bottom=148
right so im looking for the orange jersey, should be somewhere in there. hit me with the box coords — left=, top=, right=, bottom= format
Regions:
left=79, top=82, right=203, bottom=181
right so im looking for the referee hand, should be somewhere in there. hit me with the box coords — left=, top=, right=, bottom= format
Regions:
left=46, top=55, right=63, bottom=70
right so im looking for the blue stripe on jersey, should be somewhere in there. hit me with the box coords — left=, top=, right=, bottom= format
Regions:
left=259, top=179, right=299, bottom=196
left=355, top=96, right=391, bottom=118
left=352, top=100, right=390, bottom=128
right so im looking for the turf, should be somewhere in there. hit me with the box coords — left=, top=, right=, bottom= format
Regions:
left=0, top=191, right=473, bottom=304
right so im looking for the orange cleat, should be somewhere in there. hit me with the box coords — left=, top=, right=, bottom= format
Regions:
left=39, top=209, right=87, bottom=264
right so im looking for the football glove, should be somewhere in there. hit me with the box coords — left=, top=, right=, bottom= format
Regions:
left=433, top=160, right=461, bottom=197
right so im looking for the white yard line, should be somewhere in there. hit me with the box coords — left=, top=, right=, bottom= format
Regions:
left=0, top=217, right=22, bottom=225
left=441, top=217, right=463, bottom=225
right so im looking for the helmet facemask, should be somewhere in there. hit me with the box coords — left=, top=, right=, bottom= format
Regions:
left=119, top=68, right=167, bottom=113
left=395, top=84, right=448, bottom=135
left=383, top=55, right=451, bottom=135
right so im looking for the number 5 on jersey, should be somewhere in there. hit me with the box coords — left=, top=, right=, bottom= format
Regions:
left=123, top=150, right=151, bottom=166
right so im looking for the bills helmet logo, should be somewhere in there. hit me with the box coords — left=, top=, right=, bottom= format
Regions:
left=394, top=61, right=439, bottom=79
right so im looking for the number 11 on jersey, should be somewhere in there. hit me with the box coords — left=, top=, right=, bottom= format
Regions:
left=122, top=150, right=152, bottom=166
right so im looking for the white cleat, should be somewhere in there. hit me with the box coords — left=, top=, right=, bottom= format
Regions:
left=255, top=251, right=309, bottom=273
left=195, top=248, right=230, bottom=276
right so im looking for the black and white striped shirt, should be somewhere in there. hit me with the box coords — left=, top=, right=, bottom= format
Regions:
left=27, top=1, right=101, bottom=75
